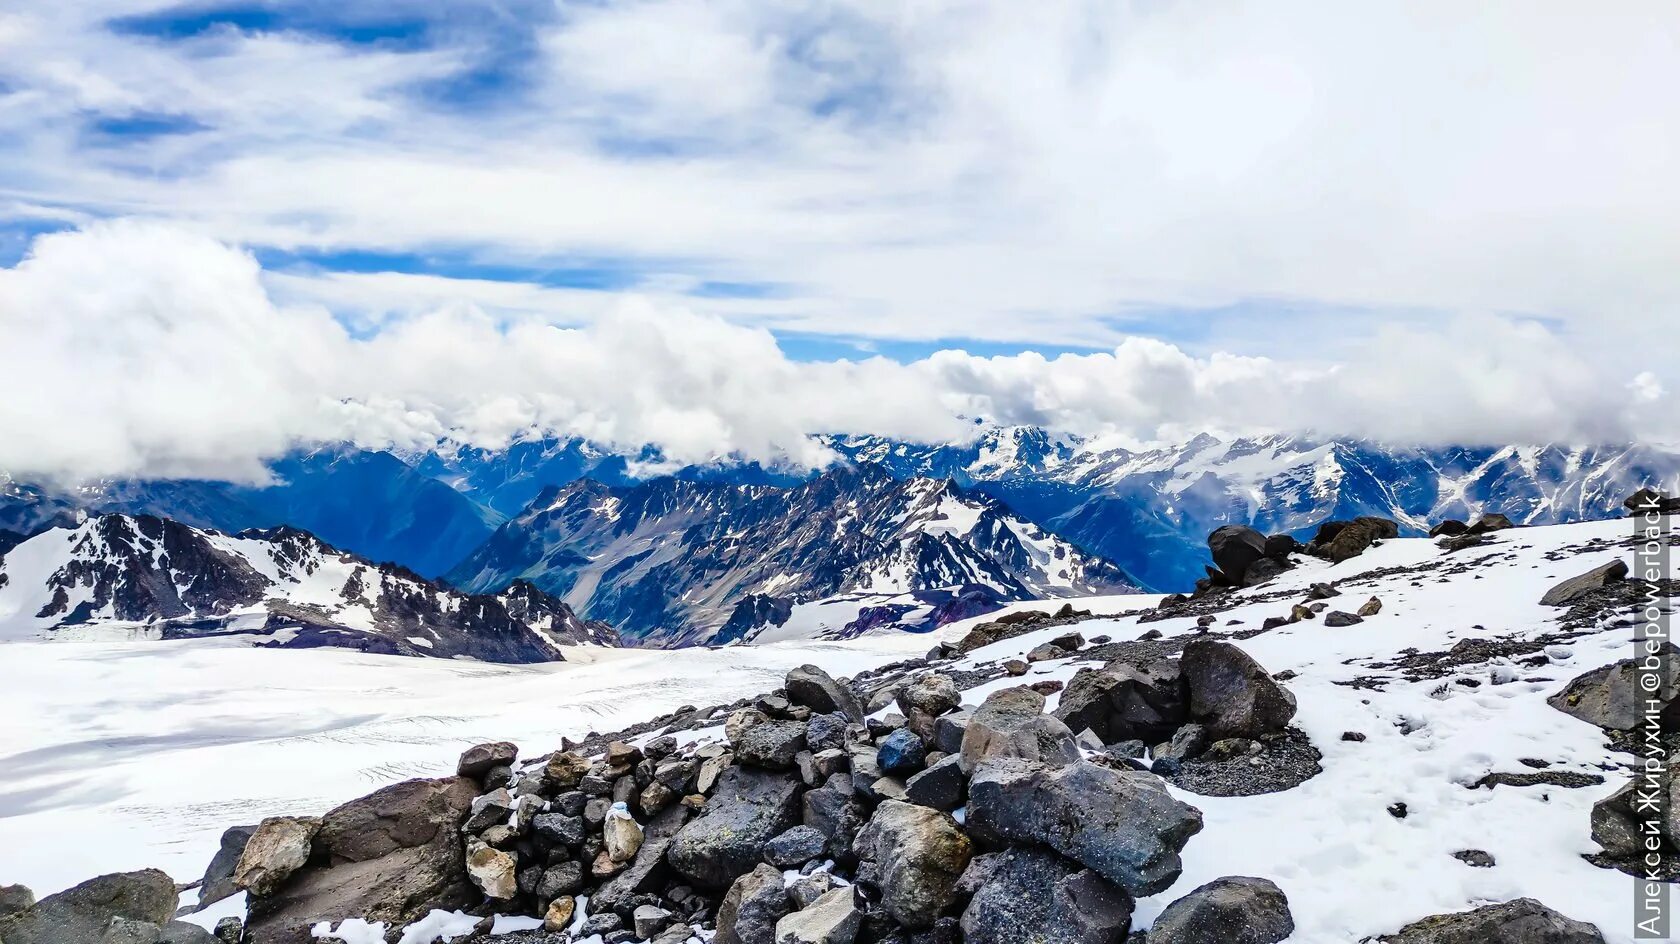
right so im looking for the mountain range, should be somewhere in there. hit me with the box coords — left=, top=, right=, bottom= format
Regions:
left=2, top=427, right=1675, bottom=645
left=0, top=513, right=614, bottom=660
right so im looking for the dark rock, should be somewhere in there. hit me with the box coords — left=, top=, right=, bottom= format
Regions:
left=1208, top=525, right=1267, bottom=583
left=537, top=860, right=585, bottom=900
left=854, top=801, right=972, bottom=929
left=234, top=816, right=321, bottom=897
left=458, top=742, right=519, bottom=780
left=958, top=847, right=1132, bottom=944
left=773, top=886, right=861, bottom=944
left=716, top=864, right=792, bottom=944
left=668, top=766, right=804, bottom=889
left=1376, top=898, right=1603, bottom=943
left=1148, top=876, right=1293, bottom=944
left=0, top=870, right=176, bottom=944
left=966, top=757, right=1203, bottom=896
left=591, top=803, right=694, bottom=913
left=1540, top=560, right=1629, bottom=607
left=896, top=676, right=961, bottom=719
left=959, top=688, right=1079, bottom=773
left=1153, top=723, right=1207, bottom=763
left=932, top=711, right=970, bottom=755
left=1179, top=640, right=1296, bottom=740
left=1242, top=557, right=1287, bottom=587
left=787, top=665, right=866, bottom=723
left=533, top=812, right=587, bottom=849
left=1452, top=850, right=1496, bottom=868
left=1428, top=519, right=1468, bottom=537
left=1055, top=658, right=1188, bottom=745
left=807, top=713, right=849, bottom=753
left=1466, top=513, right=1515, bottom=535
left=878, top=729, right=927, bottom=776
left=1323, top=611, right=1363, bottom=628
left=1313, top=516, right=1399, bottom=563
left=765, top=826, right=830, bottom=869
left=1548, top=646, right=1680, bottom=732
left=195, top=824, right=256, bottom=910
left=904, top=755, right=967, bottom=812
left=0, top=885, right=34, bottom=920
left=737, top=721, right=810, bottom=770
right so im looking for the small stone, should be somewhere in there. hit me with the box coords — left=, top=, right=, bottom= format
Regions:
left=1003, top=660, right=1029, bottom=677
left=1452, top=849, right=1496, bottom=868
left=466, top=838, right=518, bottom=899
left=1323, top=610, right=1363, bottom=627
left=1357, top=596, right=1383, bottom=617
left=543, top=896, right=576, bottom=931
left=603, top=803, right=645, bottom=863
left=457, top=741, right=519, bottom=779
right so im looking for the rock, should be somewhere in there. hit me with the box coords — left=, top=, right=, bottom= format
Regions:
left=1466, top=513, right=1515, bottom=534
left=1357, top=596, right=1383, bottom=617
left=1323, top=611, right=1363, bottom=627
left=1148, top=876, right=1294, bottom=944
left=1208, top=525, right=1268, bottom=583
left=1153, top=723, right=1208, bottom=762
left=786, top=664, right=866, bottom=723
left=543, top=896, right=576, bottom=932
left=537, top=861, right=585, bottom=900
left=1054, top=658, right=1188, bottom=745
left=736, top=720, right=810, bottom=770
left=194, top=824, right=256, bottom=910
left=0, top=870, right=176, bottom=944
left=967, top=757, right=1203, bottom=896
left=774, top=886, right=861, bottom=944
left=1627, top=488, right=1680, bottom=515
left=854, top=801, right=972, bottom=929
left=717, top=864, right=793, bottom=944
left=606, top=740, right=643, bottom=767
left=802, top=782, right=866, bottom=863
left=1540, top=560, right=1629, bottom=606
left=905, top=755, right=966, bottom=812
left=0, top=884, right=34, bottom=920
left=1377, top=898, right=1603, bottom=943
left=807, top=713, right=849, bottom=753
left=157, top=922, right=218, bottom=944
left=1026, top=642, right=1068, bottom=662
left=457, top=741, right=518, bottom=780
left=546, top=751, right=591, bottom=789
left=933, top=711, right=970, bottom=755
left=1313, top=516, right=1399, bottom=562
left=897, top=675, right=961, bottom=718
left=1290, top=604, right=1314, bottom=622
left=1429, top=519, right=1468, bottom=537
left=668, top=766, right=804, bottom=888
left=603, top=802, right=645, bottom=862
left=1179, top=640, right=1297, bottom=740
left=1590, top=775, right=1680, bottom=859
left=634, top=904, right=674, bottom=939
left=212, top=917, right=242, bottom=944
left=1438, top=532, right=1489, bottom=552
left=878, top=728, right=927, bottom=776
left=1452, top=849, right=1496, bottom=868
left=729, top=707, right=773, bottom=744
left=104, top=917, right=165, bottom=944
left=466, top=839, right=518, bottom=899
left=533, top=812, right=587, bottom=848
left=1003, top=660, right=1029, bottom=677
left=789, top=873, right=843, bottom=910
left=464, top=786, right=514, bottom=834
left=242, top=776, right=478, bottom=944
left=958, top=847, right=1133, bottom=944
left=1548, top=646, right=1680, bottom=732
left=1242, top=557, right=1288, bottom=587
left=233, top=816, right=321, bottom=897
left=959, top=687, right=1079, bottom=773
left=590, top=803, right=694, bottom=914
left=764, top=825, right=829, bottom=869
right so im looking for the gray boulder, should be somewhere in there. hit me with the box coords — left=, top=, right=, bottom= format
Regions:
left=764, top=825, right=829, bottom=869
left=1148, top=876, right=1294, bottom=944
left=775, top=886, right=861, bottom=944
left=1323, top=611, right=1363, bottom=628
left=905, top=755, right=967, bottom=812
left=958, top=847, right=1132, bottom=944
left=1179, top=640, right=1297, bottom=740
left=736, top=720, right=810, bottom=770
left=1054, top=659, right=1188, bottom=745
left=959, top=687, right=1080, bottom=773
left=668, top=766, right=803, bottom=888
left=786, top=665, right=866, bottom=723
left=456, top=741, right=518, bottom=779
left=1209, top=525, right=1268, bottom=583
left=194, top=824, right=255, bottom=910
left=159, top=922, right=220, bottom=944
left=234, top=816, right=321, bottom=896
left=243, top=776, right=479, bottom=944
left=967, top=757, right=1203, bottom=896
left=1548, top=646, right=1680, bottom=732
left=0, top=870, right=176, bottom=944
left=1377, top=898, right=1603, bottom=943
left=0, top=884, right=34, bottom=919
left=897, top=675, right=961, bottom=718
left=716, top=863, right=794, bottom=944
left=854, top=800, right=972, bottom=929
left=1540, top=560, right=1629, bottom=606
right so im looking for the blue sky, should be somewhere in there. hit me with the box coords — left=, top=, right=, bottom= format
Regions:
left=0, top=1, right=1676, bottom=481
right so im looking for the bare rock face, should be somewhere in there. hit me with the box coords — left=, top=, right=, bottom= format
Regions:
left=1376, top=898, right=1604, bottom=943
left=959, top=687, right=1080, bottom=773
left=967, top=758, right=1203, bottom=896
left=1179, top=640, right=1297, bottom=740
left=1148, top=876, right=1294, bottom=944
left=242, top=776, right=479, bottom=944
left=234, top=816, right=322, bottom=897
left=1310, top=516, right=1399, bottom=563
left=854, top=801, right=972, bottom=929
left=958, top=847, right=1133, bottom=944
left=0, top=870, right=177, bottom=944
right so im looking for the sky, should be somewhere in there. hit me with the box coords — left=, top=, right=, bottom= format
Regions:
left=0, top=0, right=1677, bottom=482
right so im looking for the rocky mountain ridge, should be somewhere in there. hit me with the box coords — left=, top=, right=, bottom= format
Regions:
left=0, top=513, right=615, bottom=660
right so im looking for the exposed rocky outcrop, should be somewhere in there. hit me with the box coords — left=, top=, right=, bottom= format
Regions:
left=1548, top=645, right=1680, bottom=732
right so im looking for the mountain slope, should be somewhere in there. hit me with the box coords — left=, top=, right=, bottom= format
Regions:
left=0, top=514, right=615, bottom=660
left=447, top=464, right=1140, bottom=645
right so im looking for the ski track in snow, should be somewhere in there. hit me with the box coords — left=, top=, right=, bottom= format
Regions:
left=0, top=516, right=1666, bottom=942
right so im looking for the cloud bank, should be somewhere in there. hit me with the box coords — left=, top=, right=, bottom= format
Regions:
left=1, top=222, right=1669, bottom=485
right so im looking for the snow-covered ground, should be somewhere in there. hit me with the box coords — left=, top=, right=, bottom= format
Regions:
left=0, top=516, right=1661, bottom=942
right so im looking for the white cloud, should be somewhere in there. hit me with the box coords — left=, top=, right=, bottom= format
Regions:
left=0, top=222, right=1669, bottom=485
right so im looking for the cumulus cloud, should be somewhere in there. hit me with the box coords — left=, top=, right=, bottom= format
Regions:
left=0, top=222, right=1670, bottom=485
